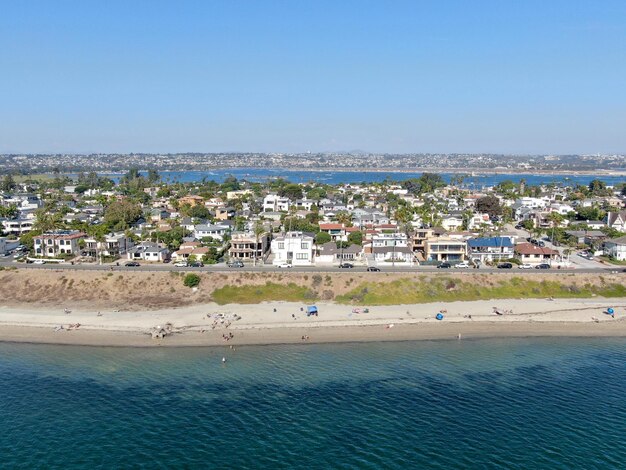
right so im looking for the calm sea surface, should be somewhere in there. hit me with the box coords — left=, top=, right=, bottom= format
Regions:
left=1, top=338, right=625, bottom=469
left=91, top=168, right=625, bottom=187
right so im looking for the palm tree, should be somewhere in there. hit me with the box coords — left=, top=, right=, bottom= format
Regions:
left=253, top=220, right=265, bottom=267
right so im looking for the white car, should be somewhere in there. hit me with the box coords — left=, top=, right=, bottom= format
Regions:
left=518, top=263, right=533, bottom=269
left=454, top=262, right=471, bottom=268
left=277, top=262, right=293, bottom=268
left=33, top=259, right=45, bottom=265
left=174, top=261, right=188, bottom=267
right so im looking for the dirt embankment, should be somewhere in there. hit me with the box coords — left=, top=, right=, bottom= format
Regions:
left=0, top=269, right=624, bottom=311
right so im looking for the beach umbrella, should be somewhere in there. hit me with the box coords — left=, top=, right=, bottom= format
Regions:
left=607, top=308, right=614, bottom=315
left=436, top=313, right=444, bottom=321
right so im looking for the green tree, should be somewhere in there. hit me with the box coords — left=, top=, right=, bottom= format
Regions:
left=588, top=179, right=607, bottom=195
left=347, top=231, right=363, bottom=246
left=103, top=199, right=143, bottom=230
left=279, top=183, right=303, bottom=201
left=475, top=195, right=502, bottom=218
left=402, top=173, right=445, bottom=195
left=315, top=231, right=332, bottom=245
left=1, top=174, right=16, bottom=192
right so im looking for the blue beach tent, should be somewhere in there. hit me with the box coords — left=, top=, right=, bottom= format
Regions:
left=307, top=306, right=318, bottom=316
left=436, top=313, right=444, bottom=320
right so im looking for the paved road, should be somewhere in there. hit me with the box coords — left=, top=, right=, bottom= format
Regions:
left=1, top=259, right=623, bottom=275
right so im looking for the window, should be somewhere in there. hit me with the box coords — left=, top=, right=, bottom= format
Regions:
left=301, top=243, right=309, bottom=249
left=278, top=242, right=285, bottom=249
left=296, top=253, right=308, bottom=260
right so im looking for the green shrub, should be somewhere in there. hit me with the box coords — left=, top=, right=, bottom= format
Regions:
left=183, top=273, right=201, bottom=288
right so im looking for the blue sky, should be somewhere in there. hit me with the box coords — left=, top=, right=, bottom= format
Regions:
left=1, top=0, right=625, bottom=154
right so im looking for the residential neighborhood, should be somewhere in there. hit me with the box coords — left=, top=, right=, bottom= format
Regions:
left=1, top=171, right=625, bottom=270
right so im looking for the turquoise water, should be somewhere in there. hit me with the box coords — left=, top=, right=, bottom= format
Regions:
left=1, top=338, right=625, bottom=469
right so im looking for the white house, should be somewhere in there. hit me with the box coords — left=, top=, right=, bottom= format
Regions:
left=34, top=230, right=86, bottom=257
left=605, top=211, right=626, bottom=232
left=263, top=194, right=290, bottom=212
left=193, top=223, right=230, bottom=242
left=604, top=235, right=626, bottom=261
left=270, top=231, right=314, bottom=266
left=369, top=233, right=413, bottom=264
left=1, top=218, right=34, bottom=236
left=83, top=232, right=132, bottom=259
left=127, top=242, right=170, bottom=262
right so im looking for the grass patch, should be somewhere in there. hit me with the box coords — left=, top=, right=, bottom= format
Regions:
left=335, top=276, right=626, bottom=305
left=211, top=282, right=317, bottom=305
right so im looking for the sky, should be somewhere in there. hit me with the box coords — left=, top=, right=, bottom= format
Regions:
left=1, top=0, right=625, bottom=155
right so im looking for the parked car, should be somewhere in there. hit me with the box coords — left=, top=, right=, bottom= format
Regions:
left=277, top=262, right=293, bottom=268
left=497, top=262, right=513, bottom=269
left=437, top=262, right=452, bottom=269
left=518, top=263, right=533, bottom=269
left=338, top=263, right=354, bottom=268
left=174, top=261, right=188, bottom=267
left=33, top=259, right=45, bottom=265
left=125, top=261, right=140, bottom=267
left=366, top=266, right=381, bottom=272
left=227, top=261, right=244, bottom=268
left=454, top=261, right=471, bottom=269
left=536, top=263, right=551, bottom=269
left=189, top=262, right=204, bottom=268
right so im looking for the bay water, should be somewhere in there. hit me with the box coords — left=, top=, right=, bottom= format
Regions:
left=1, top=338, right=625, bottom=469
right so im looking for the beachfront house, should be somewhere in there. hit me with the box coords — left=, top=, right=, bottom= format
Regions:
left=467, top=236, right=514, bottom=264
left=605, top=211, right=626, bottom=232
left=270, top=231, right=314, bottom=266
left=514, top=243, right=559, bottom=265
left=127, top=242, right=170, bottom=262
left=1, top=218, right=34, bottom=236
left=424, top=237, right=467, bottom=263
left=34, top=230, right=86, bottom=257
left=228, top=231, right=270, bottom=261
left=369, top=233, right=413, bottom=264
left=83, top=232, right=132, bottom=259
left=603, top=235, right=626, bottom=261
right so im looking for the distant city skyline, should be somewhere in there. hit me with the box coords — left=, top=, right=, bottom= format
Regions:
left=1, top=1, right=625, bottom=154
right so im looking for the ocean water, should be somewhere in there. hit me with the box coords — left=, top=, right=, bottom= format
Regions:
left=92, top=168, right=626, bottom=187
left=1, top=338, right=625, bottom=469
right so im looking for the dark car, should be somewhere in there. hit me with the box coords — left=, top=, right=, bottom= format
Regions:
left=227, top=261, right=244, bottom=268
left=125, top=261, right=140, bottom=267
left=536, top=263, right=551, bottom=269
left=497, top=262, right=513, bottom=269
left=437, top=262, right=452, bottom=269
left=339, top=263, right=354, bottom=268
left=190, top=262, right=204, bottom=268
left=366, top=266, right=381, bottom=272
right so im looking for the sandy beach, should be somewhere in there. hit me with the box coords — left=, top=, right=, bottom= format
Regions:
left=1, top=298, right=625, bottom=347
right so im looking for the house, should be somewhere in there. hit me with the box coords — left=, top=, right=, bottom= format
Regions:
left=368, top=233, right=413, bottom=264
left=127, top=242, right=170, bottom=262
left=178, top=195, right=205, bottom=207
left=270, top=231, right=314, bottom=266
left=605, top=211, right=626, bottom=232
left=0, top=237, right=20, bottom=256
left=425, top=237, right=467, bottom=262
left=514, top=243, right=559, bottom=265
left=263, top=194, right=290, bottom=212
left=318, top=223, right=358, bottom=242
left=316, top=241, right=362, bottom=263
left=83, top=232, right=132, bottom=259
left=228, top=231, right=270, bottom=261
left=564, top=230, right=606, bottom=246
left=441, top=214, right=463, bottom=232
left=467, top=236, right=514, bottom=264
left=34, top=230, right=86, bottom=257
left=193, top=223, right=230, bottom=242
left=1, top=218, right=34, bottom=236
left=214, top=206, right=236, bottom=221
left=603, top=235, right=626, bottom=261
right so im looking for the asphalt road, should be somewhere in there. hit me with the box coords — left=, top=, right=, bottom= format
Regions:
left=1, top=259, right=623, bottom=275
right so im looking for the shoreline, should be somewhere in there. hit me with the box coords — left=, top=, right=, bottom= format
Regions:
left=1, top=298, right=625, bottom=348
